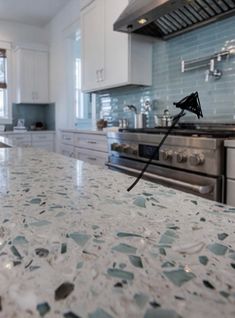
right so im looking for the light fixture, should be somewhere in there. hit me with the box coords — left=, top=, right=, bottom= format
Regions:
left=138, top=18, right=148, bottom=25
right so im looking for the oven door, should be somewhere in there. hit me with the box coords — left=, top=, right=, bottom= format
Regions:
left=107, top=157, right=223, bottom=202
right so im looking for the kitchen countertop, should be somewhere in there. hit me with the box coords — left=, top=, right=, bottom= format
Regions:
left=0, top=148, right=234, bottom=318
left=0, top=135, right=13, bottom=147
left=60, top=128, right=119, bottom=135
left=0, top=130, right=55, bottom=135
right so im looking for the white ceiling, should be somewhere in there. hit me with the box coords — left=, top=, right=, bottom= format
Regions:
left=0, top=0, right=72, bottom=27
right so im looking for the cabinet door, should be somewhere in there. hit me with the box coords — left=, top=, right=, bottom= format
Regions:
left=10, top=134, right=31, bottom=147
left=34, top=51, right=49, bottom=103
left=32, top=141, right=54, bottom=152
left=17, top=50, right=35, bottom=103
left=104, top=0, right=129, bottom=87
left=81, top=0, right=105, bottom=91
left=15, top=48, right=49, bottom=104
left=60, top=144, right=75, bottom=158
left=74, top=147, right=107, bottom=166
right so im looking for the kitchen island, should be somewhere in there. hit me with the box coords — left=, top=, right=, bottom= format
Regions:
left=0, top=148, right=234, bottom=318
left=0, top=136, right=12, bottom=148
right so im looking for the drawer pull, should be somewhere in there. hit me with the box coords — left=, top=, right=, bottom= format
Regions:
left=87, top=141, right=97, bottom=144
left=88, top=157, right=97, bottom=161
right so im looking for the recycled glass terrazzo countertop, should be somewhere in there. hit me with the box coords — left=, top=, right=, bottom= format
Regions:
left=0, top=148, right=234, bottom=318
left=0, top=136, right=12, bottom=148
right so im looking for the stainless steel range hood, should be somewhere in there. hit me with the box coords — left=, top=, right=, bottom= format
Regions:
left=114, top=0, right=235, bottom=39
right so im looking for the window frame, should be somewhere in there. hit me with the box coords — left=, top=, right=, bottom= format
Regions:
left=0, top=41, right=12, bottom=125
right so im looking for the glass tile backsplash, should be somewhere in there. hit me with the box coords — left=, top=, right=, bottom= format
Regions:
left=96, top=15, right=235, bottom=127
left=6, top=103, right=55, bottom=131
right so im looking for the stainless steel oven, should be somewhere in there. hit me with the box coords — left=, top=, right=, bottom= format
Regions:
left=106, top=130, right=226, bottom=202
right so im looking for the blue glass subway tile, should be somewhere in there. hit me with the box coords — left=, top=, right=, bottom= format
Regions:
left=96, top=15, right=235, bottom=123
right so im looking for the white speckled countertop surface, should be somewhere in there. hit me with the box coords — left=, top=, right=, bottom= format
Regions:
left=0, top=131, right=55, bottom=135
left=60, top=129, right=107, bottom=135
left=0, top=148, right=234, bottom=318
left=0, top=136, right=13, bottom=147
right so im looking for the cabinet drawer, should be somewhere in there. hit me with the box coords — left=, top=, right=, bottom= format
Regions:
left=74, top=134, right=107, bottom=152
left=61, top=132, right=74, bottom=145
left=32, top=133, right=54, bottom=142
left=226, top=179, right=235, bottom=207
left=32, top=141, right=54, bottom=152
left=11, top=135, right=31, bottom=146
left=60, top=144, right=75, bottom=158
left=75, top=147, right=107, bottom=166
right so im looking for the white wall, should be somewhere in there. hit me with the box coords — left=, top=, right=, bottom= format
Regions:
left=46, top=0, right=81, bottom=131
left=0, top=20, right=48, bottom=46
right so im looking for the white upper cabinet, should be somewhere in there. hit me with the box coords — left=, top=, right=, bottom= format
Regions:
left=81, top=0, right=152, bottom=92
left=14, top=47, right=49, bottom=104
left=81, top=0, right=105, bottom=91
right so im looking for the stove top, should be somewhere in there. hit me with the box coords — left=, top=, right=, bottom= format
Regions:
left=119, top=123, right=235, bottom=138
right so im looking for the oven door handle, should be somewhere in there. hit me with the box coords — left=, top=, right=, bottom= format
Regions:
left=107, top=163, right=213, bottom=195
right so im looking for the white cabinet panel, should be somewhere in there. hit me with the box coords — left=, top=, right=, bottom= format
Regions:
left=14, top=48, right=49, bottom=103
left=60, top=132, right=74, bottom=145
left=81, top=0, right=152, bottom=92
left=104, top=0, right=129, bottom=87
left=60, top=144, right=75, bottom=158
left=226, top=179, right=235, bottom=206
left=227, top=149, right=235, bottom=179
left=60, top=130, right=108, bottom=166
left=31, top=133, right=54, bottom=151
left=74, top=133, right=108, bottom=152
left=32, top=141, right=54, bottom=152
left=10, top=135, right=31, bottom=147
left=81, top=0, right=105, bottom=91
left=6, top=132, right=55, bottom=150
left=32, top=133, right=54, bottom=143
left=74, top=147, right=107, bottom=166
left=34, top=51, right=49, bottom=103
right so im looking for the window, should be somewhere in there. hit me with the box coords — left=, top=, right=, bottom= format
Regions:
left=0, top=49, right=7, bottom=118
left=73, top=35, right=91, bottom=121
left=0, top=44, right=12, bottom=124
left=75, top=55, right=83, bottom=118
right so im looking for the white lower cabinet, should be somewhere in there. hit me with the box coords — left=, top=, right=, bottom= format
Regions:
left=60, top=144, right=75, bottom=158
left=74, top=147, right=107, bottom=166
left=226, top=179, right=235, bottom=206
left=31, top=133, right=54, bottom=151
left=60, top=132, right=74, bottom=146
left=225, top=142, right=235, bottom=206
left=1, top=132, right=55, bottom=151
left=60, top=130, right=108, bottom=166
left=10, top=135, right=31, bottom=147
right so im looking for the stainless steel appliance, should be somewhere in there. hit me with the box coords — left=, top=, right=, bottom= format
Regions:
left=114, top=0, right=235, bottom=40
left=107, top=125, right=235, bottom=202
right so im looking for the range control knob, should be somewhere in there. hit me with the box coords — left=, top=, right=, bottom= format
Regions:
left=189, top=153, right=205, bottom=166
left=130, top=147, right=138, bottom=155
left=176, top=152, right=187, bottom=163
left=162, top=149, right=173, bottom=161
left=118, top=144, right=127, bottom=152
left=111, top=143, right=119, bottom=151
left=122, top=144, right=131, bottom=153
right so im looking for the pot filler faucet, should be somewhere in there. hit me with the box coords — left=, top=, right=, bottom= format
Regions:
left=127, top=92, right=203, bottom=192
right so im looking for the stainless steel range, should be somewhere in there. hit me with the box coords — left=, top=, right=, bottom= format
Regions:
left=107, top=125, right=235, bottom=202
